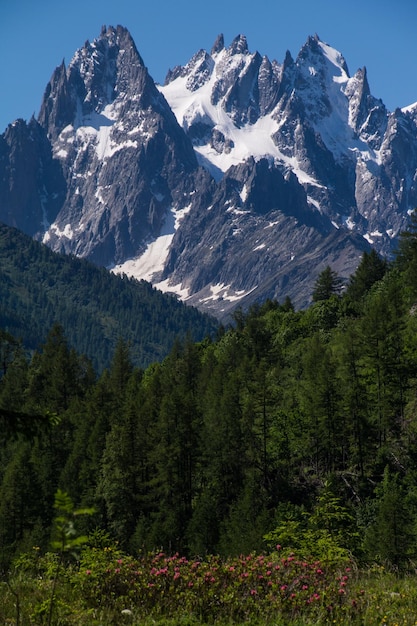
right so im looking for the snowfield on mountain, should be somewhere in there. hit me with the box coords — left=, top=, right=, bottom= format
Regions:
left=1, top=25, right=417, bottom=317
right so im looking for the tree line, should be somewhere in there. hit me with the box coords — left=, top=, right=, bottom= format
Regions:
left=0, top=222, right=217, bottom=372
left=3, top=214, right=417, bottom=570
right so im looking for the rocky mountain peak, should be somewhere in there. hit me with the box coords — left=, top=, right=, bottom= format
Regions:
left=228, top=34, right=249, bottom=55
left=211, top=33, right=225, bottom=55
left=297, top=33, right=350, bottom=76
left=2, top=28, right=417, bottom=319
left=39, top=24, right=152, bottom=142
left=67, top=23, right=147, bottom=108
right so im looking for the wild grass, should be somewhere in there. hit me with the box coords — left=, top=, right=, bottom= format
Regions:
left=2, top=547, right=417, bottom=625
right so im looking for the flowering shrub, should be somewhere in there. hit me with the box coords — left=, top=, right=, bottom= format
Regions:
left=6, top=545, right=417, bottom=624
left=71, top=546, right=364, bottom=623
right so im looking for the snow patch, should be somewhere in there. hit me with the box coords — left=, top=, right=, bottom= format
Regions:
left=199, top=283, right=258, bottom=304
left=153, top=279, right=190, bottom=300
left=344, top=216, right=356, bottom=230
left=240, top=183, right=249, bottom=203
left=402, top=102, right=417, bottom=113
left=111, top=204, right=192, bottom=284
left=307, top=196, right=323, bottom=212
left=44, top=223, right=74, bottom=241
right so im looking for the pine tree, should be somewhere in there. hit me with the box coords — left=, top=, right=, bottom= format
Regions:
left=26, top=324, right=80, bottom=413
left=346, top=249, right=387, bottom=303
left=312, top=266, right=343, bottom=302
left=395, top=208, right=417, bottom=298
left=364, top=467, right=415, bottom=568
left=299, top=334, right=343, bottom=474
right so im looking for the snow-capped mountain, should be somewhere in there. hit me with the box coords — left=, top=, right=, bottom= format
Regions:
left=160, top=33, right=417, bottom=247
left=1, top=26, right=417, bottom=317
left=37, top=25, right=198, bottom=267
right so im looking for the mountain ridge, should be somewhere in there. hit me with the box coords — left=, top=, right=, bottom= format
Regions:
left=0, top=220, right=217, bottom=371
left=1, top=25, right=417, bottom=317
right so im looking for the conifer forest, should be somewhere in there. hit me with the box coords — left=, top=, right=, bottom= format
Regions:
left=4, top=218, right=417, bottom=623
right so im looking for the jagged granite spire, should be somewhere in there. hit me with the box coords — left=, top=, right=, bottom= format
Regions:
left=229, top=34, right=248, bottom=55
left=36, top=25, right=199, bottom=267
left=211, top=33, right=224, bottom=55
left=38, top=25, right=151, bottom=141
left=2, top=29, right=417, bottom=319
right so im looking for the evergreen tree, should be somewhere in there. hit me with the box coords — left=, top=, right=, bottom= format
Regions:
left=360, top=272, right=408, bottom=450
left=146, top=340, right=201, bottom=552
left=334, top=319, right=371, bottom=480
left=312, top=266, right=343, bottom=302
left=346, top=249, right=388, bottom=303
left=26, top=324, right=80, bottom=413
left=364, top=467, right=415, bottom=568
left=299, top=334, right=344, bottom=474
left=109, top=337, right=134, bottom=399
left=0, top=442, right=46, bottom=567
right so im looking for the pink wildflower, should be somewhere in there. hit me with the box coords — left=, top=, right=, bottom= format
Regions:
left=250, top=589, right=257, bottom=596
left=85, top=569, right=91, bottom=575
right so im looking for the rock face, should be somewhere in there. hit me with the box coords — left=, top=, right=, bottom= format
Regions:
left=37, top=25, right=198, bottom=266
left=0, top=118, right=65, bottom=236
left=1, top=26, right=417, bottom=317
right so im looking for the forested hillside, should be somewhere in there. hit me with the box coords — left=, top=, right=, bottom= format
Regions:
left=3, top=214, right=417, bottom=576
left=0, top=222, right=217, bottom=371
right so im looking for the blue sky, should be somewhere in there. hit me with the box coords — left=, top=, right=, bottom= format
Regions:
left=1, top=0, right=416, bottom=133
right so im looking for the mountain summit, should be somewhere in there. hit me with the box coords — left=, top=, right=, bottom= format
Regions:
left=1, top=27, right=417, bottom=317
left=38, top=24, right=198, bottom=266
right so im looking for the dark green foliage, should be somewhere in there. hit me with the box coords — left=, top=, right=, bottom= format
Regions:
left=346, top=248, right=388, bottom=304
left=312, top=265, right=343, bottom=302
left=5, top=221, right=417, bottom=572
left=395, top=208, right=417, bottom=297
left=363, top=467, right=416, bottom=568
left=0, top=222, right=217, bottom=371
